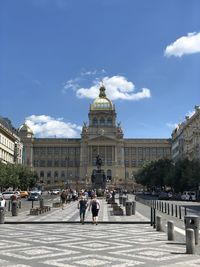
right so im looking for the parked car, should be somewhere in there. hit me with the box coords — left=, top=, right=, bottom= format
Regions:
left=2, top=191, right=16, bottom=200
left=181, top=191, right=196, bottom=201
left=20, top=191, right=29, bottom=198
left=0, top=194, right=6, bottom=207
left=158, top=191, right=171, bottom=200
left=28, top=192, right=42, bottom=201
left=50, top=189, right=61, bottom=195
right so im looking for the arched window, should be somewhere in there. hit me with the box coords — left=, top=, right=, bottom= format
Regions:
left=40, top=171, right=44, bottom=178
left=100, top=117, right=105, bottom=125
left=54, top=171, right=58, bottom=178
left=47, top=171, right=51, bottom=178
left=61, top=171, right=65, bottom=178
left=92, top=118, right=98, bottom=126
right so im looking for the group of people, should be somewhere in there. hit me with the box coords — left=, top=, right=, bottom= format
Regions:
left=60, top=188, right=100, bottom=224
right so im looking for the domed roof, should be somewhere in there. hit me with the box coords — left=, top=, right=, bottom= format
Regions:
left=18, top=123, right=33, bottom=134
left=91, top=85, right=114, bottom=110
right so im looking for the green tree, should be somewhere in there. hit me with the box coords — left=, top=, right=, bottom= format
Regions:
left=135, top=158, right=200, bottom=193
left=135, top=159, right=173, bottom=189
left=0, top=163, right=38, bottom=190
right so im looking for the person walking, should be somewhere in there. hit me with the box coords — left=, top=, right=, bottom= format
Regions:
left=60, top=190, right=66, bottom=210
left=78, top=196, right=88, bottom=224
left=89, top=195, right=100, bottom=225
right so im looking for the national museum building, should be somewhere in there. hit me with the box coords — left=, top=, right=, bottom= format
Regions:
left=18, top=85, right=171, bottom=189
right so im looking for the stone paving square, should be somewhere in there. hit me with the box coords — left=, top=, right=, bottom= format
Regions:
left=1, top=198, right=200, bottom=266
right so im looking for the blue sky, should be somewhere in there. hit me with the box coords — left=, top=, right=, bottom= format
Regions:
left=0, top=0, right=200, bottom=138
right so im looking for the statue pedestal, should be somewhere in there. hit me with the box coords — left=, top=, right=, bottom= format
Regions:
left=91, top=170, right=106, bottom=189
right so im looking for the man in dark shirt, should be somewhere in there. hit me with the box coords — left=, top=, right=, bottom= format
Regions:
left=78, top=196, right=88, bottom=224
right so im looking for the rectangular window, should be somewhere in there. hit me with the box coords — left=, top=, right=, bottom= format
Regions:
left=40, top=160, right=45, bottom=167
left=47, top=160, right=52, bottom=167
left=131, top=159, right=137, bottom=167
left=131, top=148, right=137, bottom=155
left=54, top=160, right=59, bottom=167
left=61, top=160, right=66, bottom=167
left=47, top=148, right=54, bottom=155
left=125, top=160, right=129, bottom=167
left=54, top=147, right=60, bottom=155
left=34, top=160, right=39, bottom=167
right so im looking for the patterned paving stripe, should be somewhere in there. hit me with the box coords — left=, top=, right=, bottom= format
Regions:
left=0, top=223, right=199, bottom=266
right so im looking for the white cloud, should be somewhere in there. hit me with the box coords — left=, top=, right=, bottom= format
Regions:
left=62, top=69, right=106, bottom=94
left=164, top=32, right=200, bottom=57
left=25, top=115, right=81, bottom=138
left=76, top=75, right=151, bottom=101
left=166, top=122, right=178, bottom=130
left=62, top=78, right=80, bottom=93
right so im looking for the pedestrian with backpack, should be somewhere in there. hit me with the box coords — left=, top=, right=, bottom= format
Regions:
left=89, top=195, right=100, bottom=225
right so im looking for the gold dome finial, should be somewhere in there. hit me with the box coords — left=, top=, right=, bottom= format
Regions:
left=99, top=82, right=106, bottom=98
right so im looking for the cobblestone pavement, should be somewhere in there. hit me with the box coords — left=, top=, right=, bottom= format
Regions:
left=0, top=198, right=200, bottom=267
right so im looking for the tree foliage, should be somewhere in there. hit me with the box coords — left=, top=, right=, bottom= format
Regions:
left=0, top=163, right=38, bottom=191
left=135, top=158, right=200, bottom=192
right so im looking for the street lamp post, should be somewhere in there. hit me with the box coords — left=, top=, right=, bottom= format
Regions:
left=65, top=156, right=69, bottom=188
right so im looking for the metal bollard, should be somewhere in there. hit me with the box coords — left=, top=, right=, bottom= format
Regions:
left=179, top=206, right=182, bottom=219
left=171, top=204, right=174, bottom=217
left=156, top=215, right=162, bottom=231
left=167, top=221, right=175, bottom=240
left=186, top=229, right=195, bottom=254
left=167, top=203, right=170, bottom=215
left=132, top=201, right=136, bottom=215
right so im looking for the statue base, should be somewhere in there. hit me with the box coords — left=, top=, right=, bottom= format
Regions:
left=91, top=170, right=106, bottom=189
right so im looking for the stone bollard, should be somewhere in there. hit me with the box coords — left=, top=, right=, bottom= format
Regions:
left=122, top=196, right=127, bottom=207
left=184, top=215, right=199, bottom=245
left=119, top=195, right=123, bottom=205
left=11, top=201, right=18, bottom=216
left=156, top=215, right=162, bottom=231
left=0, top=207, right=5, bottom=224
left=40, top=199, right=44, bottom=209
left=125, top=201, right=132, bottom=216
left=186, top=229, right=195, bottom=254
left=167, top=221, right=175, bottom=241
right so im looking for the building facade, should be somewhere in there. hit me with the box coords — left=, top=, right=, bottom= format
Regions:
left=18, top=86, right=171, bottom=189
left=171, top=105, right=200, bottom=162
left=0, top=117, right=23, bottom=165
